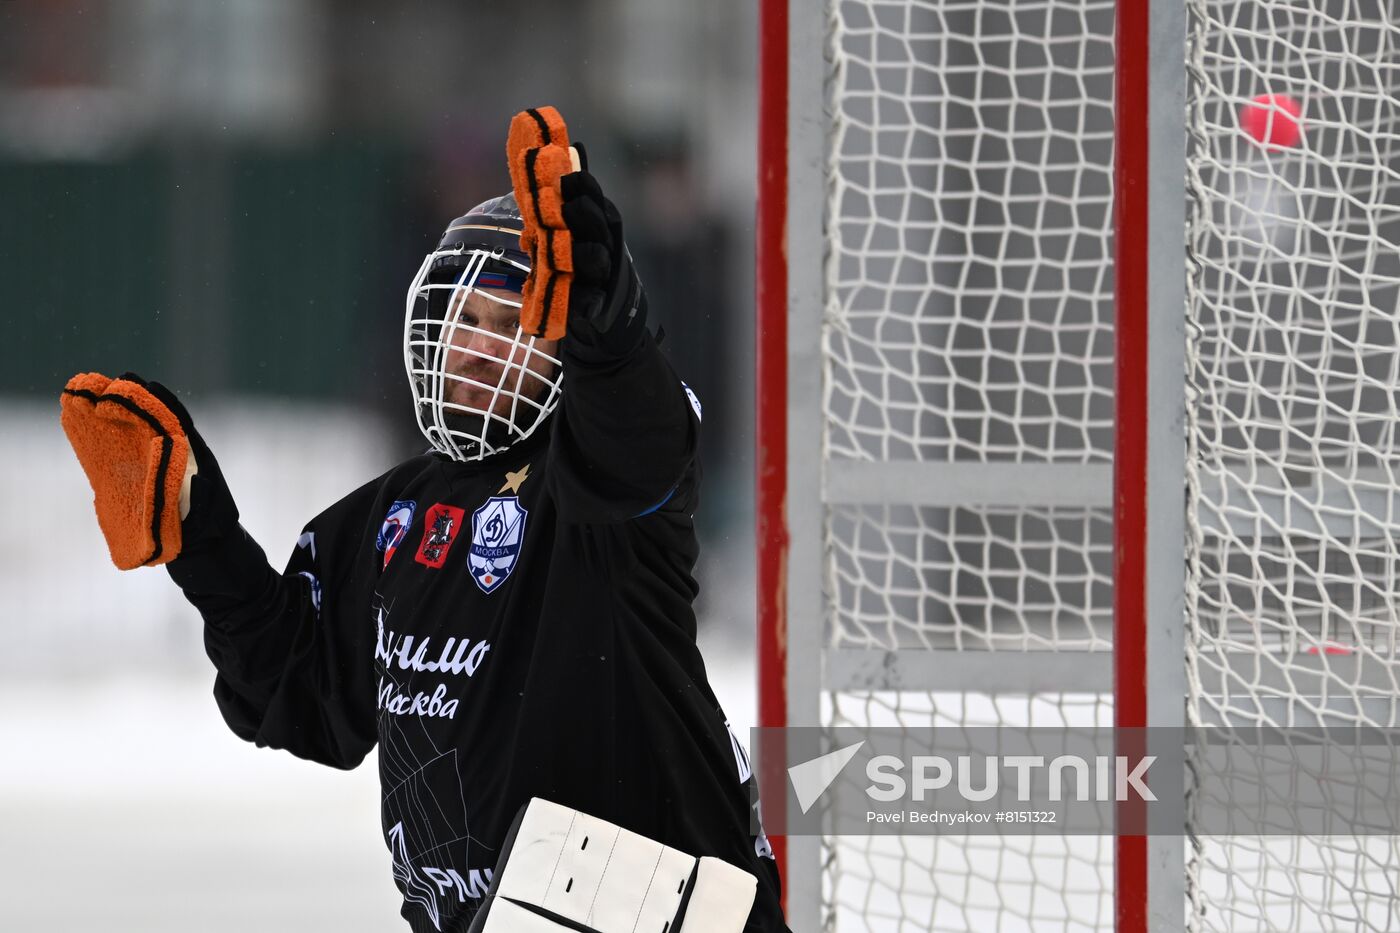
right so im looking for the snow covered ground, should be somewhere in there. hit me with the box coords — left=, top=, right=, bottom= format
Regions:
left=0, top=644, right=755, bottom=932
left=2, top=403, right=758, bottom=932
left=0, top=677, right=400, bottom=931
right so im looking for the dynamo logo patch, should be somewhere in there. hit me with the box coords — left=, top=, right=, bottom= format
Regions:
left=378, top=499, right=416, bottom=569
left=468, top=496, right=528, bottom=594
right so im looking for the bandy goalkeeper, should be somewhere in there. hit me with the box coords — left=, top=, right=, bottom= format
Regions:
left=60, top=109, right=789, bottom=933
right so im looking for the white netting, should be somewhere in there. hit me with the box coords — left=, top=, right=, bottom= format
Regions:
left=1184, top=1, right=1400, bottom=930
left=817, top=0, right=1400, bottom=929
left=825, top=692, right=1113, bottom=932
left=825, top=0, right=1117, bottom=466
left=828, top=504, right=1113, bottom=652
left=823, top=0, right=1116, bottom=929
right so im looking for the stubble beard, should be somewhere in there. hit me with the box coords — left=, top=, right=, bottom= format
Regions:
left=440, top=361, right=557, bottom=455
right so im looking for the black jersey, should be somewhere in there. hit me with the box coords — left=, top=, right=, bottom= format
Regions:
left=166, top=329, right=788, bottom=933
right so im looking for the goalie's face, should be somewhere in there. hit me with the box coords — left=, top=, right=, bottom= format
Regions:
left=404, top=247, right=564, bottom=461
left=442, top=288, right=560, bottom=415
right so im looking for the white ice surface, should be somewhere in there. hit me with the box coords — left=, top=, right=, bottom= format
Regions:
left=0, top=646, right=756, bottom=932
left=3, top=402, right=759, bottom=932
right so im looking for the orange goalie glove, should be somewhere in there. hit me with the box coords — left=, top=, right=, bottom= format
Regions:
left=60, top=372, right=198, bottom=570
left=506, top=105, right=581, bottom=341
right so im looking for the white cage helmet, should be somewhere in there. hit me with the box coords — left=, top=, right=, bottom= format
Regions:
left=403, top=194, right=563, bottom=461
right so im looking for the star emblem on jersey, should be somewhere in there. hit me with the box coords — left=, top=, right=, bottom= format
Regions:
left=468, top=495, right=528, bottom=593
left=415, top=503, right=465, bottom=569
left=498, top=463, right=530, bottom=495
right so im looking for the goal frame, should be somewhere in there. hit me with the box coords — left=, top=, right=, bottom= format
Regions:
left=754, top=1, right=1188, bottom=930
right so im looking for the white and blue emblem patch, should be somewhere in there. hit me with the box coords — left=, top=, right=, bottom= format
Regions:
left=297, top=571, right=323, bottom=613
left=681, top=380, right=703, bottom=422
left=468, top=496, right=528, bottom=594
left=377, top=499, right=416, bottom=569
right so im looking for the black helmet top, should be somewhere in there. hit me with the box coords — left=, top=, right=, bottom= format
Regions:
left=435, top=192, right=526, bottom=259
left=426, top=192, right=530, bottom=293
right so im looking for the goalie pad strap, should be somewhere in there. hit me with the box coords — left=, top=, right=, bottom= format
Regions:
left=469, top=798, right=756, bottom=933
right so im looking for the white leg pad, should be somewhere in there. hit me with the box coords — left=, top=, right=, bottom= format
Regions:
left=676, top=857, right=758, bottom=933
left=473, top=798, right=756, bottom=933
left=477, top=896, right=581, bottom=933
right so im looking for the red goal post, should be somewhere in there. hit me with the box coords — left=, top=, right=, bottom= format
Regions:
left=757, top=1, right=1400, bottom=931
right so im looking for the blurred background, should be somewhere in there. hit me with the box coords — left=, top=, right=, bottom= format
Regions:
left=0, top=2, right=758, bottom=929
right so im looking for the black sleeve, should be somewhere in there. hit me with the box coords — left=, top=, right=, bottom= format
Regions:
left=548, top=327, right=701, bottom=524
left=165, top=479, right=382, bottom=770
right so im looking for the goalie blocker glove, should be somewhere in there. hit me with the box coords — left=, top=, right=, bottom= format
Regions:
left=559, top=164, right=649, bottom=363
left=60, top=372, right=238, bottom=568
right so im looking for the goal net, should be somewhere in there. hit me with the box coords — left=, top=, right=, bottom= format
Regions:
left=758, top=0, right=1400, bottom=930
left=1183, top=0, right=1400, bottom=929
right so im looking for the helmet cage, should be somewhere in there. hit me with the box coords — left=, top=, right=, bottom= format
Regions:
left=403, top=244, right=563, bottom=461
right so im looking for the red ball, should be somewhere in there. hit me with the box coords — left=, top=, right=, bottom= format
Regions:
left=1241, top=94, right=1303, bottom=148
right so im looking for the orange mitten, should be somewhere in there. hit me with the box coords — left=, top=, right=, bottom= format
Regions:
left=507, top=106, right=578, bottom=340
left=60, top=372, right=191, bottom=569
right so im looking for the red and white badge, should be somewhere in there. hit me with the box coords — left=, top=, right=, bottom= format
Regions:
left=415, top=503, right=466, bottom=568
